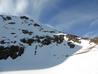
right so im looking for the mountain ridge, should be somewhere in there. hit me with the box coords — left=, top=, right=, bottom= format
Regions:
left=0, top=15, right=97, bottom=70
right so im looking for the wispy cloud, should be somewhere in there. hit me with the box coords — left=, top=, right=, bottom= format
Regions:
left=31, top=0, right=48, bottom=19
left=0, top=0, right=28, bottom=15
left=84, top=18, right=98, bottom=37
left=0, top=0, right=15, bottom=14
left=0, top=0, right=58, bottom=22
left=15, top=0, right=28, bottom=15
left=89, top=18, right=98, bottom=28
left=0, top=0, right=48, bottom=16
left=49, top=10, right=98, bottom=31
left=28, top=0, right=58, bottom=22
left=48, top=0, right=98, bottom=35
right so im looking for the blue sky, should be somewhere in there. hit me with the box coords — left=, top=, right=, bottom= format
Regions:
left=0, top=0, right=98, bottom=37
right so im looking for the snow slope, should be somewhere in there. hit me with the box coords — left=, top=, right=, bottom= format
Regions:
left=1, top=50, right=98, bottom=74
left=0, top=15, right=98, bottom=74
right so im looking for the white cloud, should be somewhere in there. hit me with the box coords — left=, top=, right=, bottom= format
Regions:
left=30, top=0, right=49, bottom=21
left=30, top=0, right=59, bottom=22
left=0, top=0, right=15, bottom=14
left=15, top=0, right=28, bottom=15
left=0, top=0, right=28, bottom=15
left=0, top=0, right=46, bottom=16
left=0, top=0, right=58, bottom=22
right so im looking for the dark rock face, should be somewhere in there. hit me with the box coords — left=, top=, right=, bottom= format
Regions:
left=0, top=35, right=64, bottom=60
left=33, top=23, right=40, bottom=27
left=67, top=42, right=75, bottom=48
left=20, top=16, right=29, bottom=20
left=0, top=45, right=24, bottom=60
left=0, top=15, right=12, bottom=21
left=22, top=29, right=33, bottom=35
left=8, top=22, right=15, bottom=24
left=20, top=35, right=64, bottom=56
left=20, top=35, right=64, bottom=46
left=66, top=34, right=81, bottom=43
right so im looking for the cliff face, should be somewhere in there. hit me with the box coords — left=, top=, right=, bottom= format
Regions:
left=0, top=15, right=97, bottom=70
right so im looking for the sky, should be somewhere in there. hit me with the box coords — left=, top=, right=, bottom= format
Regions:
left=0, top=0, right=98, bottom=37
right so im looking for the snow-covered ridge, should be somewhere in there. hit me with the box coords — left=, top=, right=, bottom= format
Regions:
left=0, top=15, right=65, bottom=60
left=0, top=15, right=97, bottom=70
